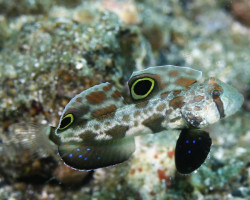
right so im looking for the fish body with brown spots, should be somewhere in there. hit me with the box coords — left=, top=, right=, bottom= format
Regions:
left=37, top=65, right=244, bottom=174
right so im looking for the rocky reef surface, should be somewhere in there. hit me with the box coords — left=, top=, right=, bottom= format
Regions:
left=0, top=0, right=249, bottom=199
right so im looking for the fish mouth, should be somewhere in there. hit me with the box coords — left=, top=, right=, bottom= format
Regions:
left=220, top=85, right=244, bottom=117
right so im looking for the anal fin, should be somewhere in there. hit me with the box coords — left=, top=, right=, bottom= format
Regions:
left=58, top=138, right=135, bottom=170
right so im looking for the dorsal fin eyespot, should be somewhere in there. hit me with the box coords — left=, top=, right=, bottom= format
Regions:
left=56, top=82, right=126, bottom=133
left=127, top=65, right=202, bottom=103
left=128, top=74, right=159, bottom=101
left=128, top=73, right=161, bottom=87
left=58, top=114, right=74, bottom=130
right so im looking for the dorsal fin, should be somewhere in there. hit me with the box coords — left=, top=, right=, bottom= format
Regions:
left=127, top=65, right=202, bottom=102
left=58, top=82, right=125, bottom=127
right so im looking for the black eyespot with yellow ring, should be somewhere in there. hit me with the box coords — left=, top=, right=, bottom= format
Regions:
left=131, top=77, right=155, bottom=100
left=58, top=113, right=74, bottom=130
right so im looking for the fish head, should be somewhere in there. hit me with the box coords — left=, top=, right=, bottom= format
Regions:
left=182, top=77, right=244, bottom=128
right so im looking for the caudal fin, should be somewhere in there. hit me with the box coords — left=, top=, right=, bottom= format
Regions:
left=2, top=123, right=57, bottom=158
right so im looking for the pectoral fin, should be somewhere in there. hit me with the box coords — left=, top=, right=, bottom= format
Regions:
left=175, top=129, right=212, bottom=174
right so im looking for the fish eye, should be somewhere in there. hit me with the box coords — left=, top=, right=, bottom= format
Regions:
left=131, top=77, right=155, bottom=100
left=59, top=113, right=74, bottom=130
left=211, top=89, right=222, bottom=97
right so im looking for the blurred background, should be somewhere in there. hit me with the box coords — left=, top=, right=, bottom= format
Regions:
left=0, top=0, right=249, bottom=199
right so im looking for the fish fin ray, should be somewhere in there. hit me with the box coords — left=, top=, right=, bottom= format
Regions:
left=2, top=123, right=57, bottom=159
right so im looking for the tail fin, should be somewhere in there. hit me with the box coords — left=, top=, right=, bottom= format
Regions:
left=1, top=123, right=57, bottom=159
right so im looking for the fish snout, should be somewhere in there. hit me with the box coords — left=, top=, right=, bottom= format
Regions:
left=220, top=82, right=244, bottom=117
left=207, top=77, right=244, bottom=118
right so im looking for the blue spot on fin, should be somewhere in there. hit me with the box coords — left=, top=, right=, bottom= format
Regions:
left=175, top=129, right=212, bottom=174
left=58, top=137, right=135, bottom=170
